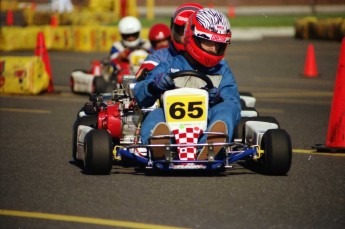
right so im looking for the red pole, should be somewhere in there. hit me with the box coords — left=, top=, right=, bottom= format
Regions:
left=121, top=0, right=127, bottom=17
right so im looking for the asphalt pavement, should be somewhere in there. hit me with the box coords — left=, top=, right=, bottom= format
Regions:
left=0, top=34, right=344, bottom=229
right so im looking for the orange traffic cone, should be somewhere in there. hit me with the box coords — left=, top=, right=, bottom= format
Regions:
left=303, top=44, right=319, bottom=78
left=35, top=32, right=55, bottom=93
left=6, top=9, right=14, bottom=26
left=325, top=38, right=345, bottom=149
left=313, top=38, right=345, bottom=152
left=91, top=60, right=102, bottom=76
left=228, top=6, right=236, bottom=18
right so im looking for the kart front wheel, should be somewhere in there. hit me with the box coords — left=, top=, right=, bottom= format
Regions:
left=260, top=129, right=292, bottom=175
left=84, top=129, right=113, bottom=175
left=72, top=115, right=97, bottom=162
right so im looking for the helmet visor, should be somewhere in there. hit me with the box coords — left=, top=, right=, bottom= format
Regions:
left=121, top=32, right=140, bottom=41
left=194, top=36, right=228, bottom=56
left=172, top=24, right=185, bottom=44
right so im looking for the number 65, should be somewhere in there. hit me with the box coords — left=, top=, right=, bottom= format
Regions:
left=169, top=101, right=203, bottom=119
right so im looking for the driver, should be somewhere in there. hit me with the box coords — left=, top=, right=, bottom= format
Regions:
left=148, top=23, right=172, bottom=51
left=135, top=3, right=203, bottom=81
left=134, top=8, right=241, bottom=160
left=109, top=16, right=151, bottom=81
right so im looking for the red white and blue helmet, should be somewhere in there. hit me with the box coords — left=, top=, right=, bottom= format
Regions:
left=184, top=8, right=232, bottom=67
left=171, top=3, right=203, bottom=52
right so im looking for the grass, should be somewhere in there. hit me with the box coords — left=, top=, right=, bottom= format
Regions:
left=138, top=13, right=344, bottom=28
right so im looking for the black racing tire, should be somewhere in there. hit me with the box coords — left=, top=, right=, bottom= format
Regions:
left=260, top=129, right=292, bottom=175
left=232, top=117, right=250, bottom=142
left=72, top=115, right=97, bottom=162
left=239, top=91, right=254, bottom=97
left=93, top=77, right=107, bottom=94
left=240, top=98, right=246, bottom=109
left=84, top=129, right=113, bottom=175
left=70, top=76, right=75, bottom=93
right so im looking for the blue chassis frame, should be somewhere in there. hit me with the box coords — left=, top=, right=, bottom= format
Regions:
left=116, top=144, right=258, bottom=171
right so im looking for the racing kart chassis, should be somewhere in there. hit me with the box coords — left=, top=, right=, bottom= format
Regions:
left=116, top=142, right=258, bottom=171
left=73, top=70, right=292, bottom=175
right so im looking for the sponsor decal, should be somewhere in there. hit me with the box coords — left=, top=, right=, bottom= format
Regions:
left=156, top=32, right=165, bottom=39
left=176, top=16, right=188, bottom=22
left=211, top=34, right=226, bottom=43
left=216, top=25, right=225, bottom=30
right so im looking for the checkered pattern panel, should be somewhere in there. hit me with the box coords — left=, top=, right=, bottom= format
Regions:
left=172, top=127, right=203, bottom=161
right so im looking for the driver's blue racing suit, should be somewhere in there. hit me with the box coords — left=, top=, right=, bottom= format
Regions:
left=135, top=43, right=179, bottom=81
left=134, top=54, right=241, bottom=145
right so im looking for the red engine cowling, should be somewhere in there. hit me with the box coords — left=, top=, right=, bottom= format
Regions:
left=98, top=103, right=122, bottom=139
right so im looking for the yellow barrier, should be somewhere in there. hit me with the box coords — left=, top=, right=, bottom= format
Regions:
left=0, top=26, right=149, bottom=52
left=146, top=0, right=155, bottom=20
left=0, top=26, right=42, bottom=51
left=295, top=17, right=345, bottom=41
left=0, top=56, right=49, bottom=95
left=45, top=26, right=74, bottom=50
left=0, top=0, right=18, bottom=12
left=73, top=26, right=100, bottom=52
left=88, top=0, right=114, bottom=12
left=127, top=0, right=138, bottom=17
left=67, top=11, right=119, bottom=26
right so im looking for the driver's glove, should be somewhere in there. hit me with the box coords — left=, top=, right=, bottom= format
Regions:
left=208, top=87, right=223, bottom=107
left=148, top=72, right=175, bottom=95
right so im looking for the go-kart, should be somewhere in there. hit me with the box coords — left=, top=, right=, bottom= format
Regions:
left=70, top=49, right=149, bottom=94
left=72, top=70, right=291, bottom=175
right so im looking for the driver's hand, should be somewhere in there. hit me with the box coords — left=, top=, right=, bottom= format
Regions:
left=208, top=87, right=222, bottom=106
left=118, top=49, right=131, bottom=60
left=153, top=72, right=175, bottom=92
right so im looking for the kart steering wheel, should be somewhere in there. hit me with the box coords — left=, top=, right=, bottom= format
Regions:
left=170, top=70, right=214, bottom=89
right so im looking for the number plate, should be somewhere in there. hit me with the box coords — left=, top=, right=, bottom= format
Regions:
left=165, top=94, right=207, bottom=123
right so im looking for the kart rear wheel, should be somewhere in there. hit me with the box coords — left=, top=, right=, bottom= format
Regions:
left=84, top=129, right=113, bottom=175
left=260, top=129, right=292, bottom=175
left=72, top=115, right=97, bottom=162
